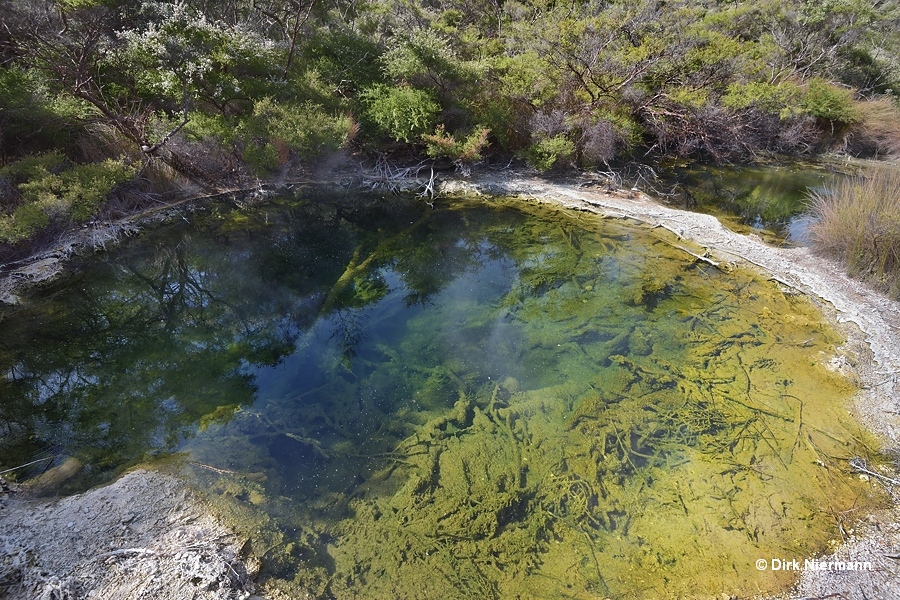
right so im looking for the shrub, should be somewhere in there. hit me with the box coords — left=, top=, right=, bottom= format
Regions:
left=722, top=81, right=804, bottom=117
left=808, top=166, right=900, bottom=298
left=17, top=159, right=136, bottom=222
left=359, top=85, right=441, bottom=144
left=237, top=98, right=354, bottom=174
left=0, top=154, right=135, bottom=242
left=524, top=135, right=575, bottom=172
left=0, top=203, right=50, bottom=242
left=422, top=125, right=491, bottom=163
left=305, top=29, right=385, bottom=93
left=801, top=78, right=860, bottom=126
left=380, top=31, right=460, bottom=88
left=466, top=96, right=523, bottom=151
left=0, top=68, right=81, bottom=157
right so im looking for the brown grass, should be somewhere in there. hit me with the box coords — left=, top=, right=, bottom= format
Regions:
left=847, top=98, right=900, bottom=157
left=808, top=165, right=900, bottom=298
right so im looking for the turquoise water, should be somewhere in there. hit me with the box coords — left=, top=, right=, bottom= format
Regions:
left=0, top=192, right=884, bottom=598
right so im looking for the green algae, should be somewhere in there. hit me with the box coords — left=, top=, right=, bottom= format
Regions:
left=0, top=192, right=886, bottom=599
left=178, top=197, right=884, bottom=599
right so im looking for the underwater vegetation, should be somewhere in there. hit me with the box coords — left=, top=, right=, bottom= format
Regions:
left=0, top=193, right=886, bottom=598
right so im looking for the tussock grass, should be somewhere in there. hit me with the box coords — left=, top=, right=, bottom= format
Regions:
left=808, top=166, right=900, bottom=298
left=848, top=98, right=900, bottom=157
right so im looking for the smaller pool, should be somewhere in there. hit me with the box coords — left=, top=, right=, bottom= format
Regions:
left=650, top=161, right=845, bottom=244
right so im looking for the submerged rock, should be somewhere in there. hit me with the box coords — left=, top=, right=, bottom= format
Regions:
left=27, top=457, right=82, bottom=497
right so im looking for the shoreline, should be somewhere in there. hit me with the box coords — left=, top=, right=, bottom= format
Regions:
left=2, top=168, right=900, bottom=598
left=0, top=469, right=260, bottom=599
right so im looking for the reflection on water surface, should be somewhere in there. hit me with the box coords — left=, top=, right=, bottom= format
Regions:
left=655, top=162, right=841, bottom=243
left=0, top=192, right=885, bottom=598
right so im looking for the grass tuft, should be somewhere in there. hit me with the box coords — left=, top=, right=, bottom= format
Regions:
left=848, top=98, right=900, bottom=157
left=808, top=166, right=900, bottom=298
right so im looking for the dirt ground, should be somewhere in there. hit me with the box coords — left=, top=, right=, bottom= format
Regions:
left=2, top=167, right=900, bottom=599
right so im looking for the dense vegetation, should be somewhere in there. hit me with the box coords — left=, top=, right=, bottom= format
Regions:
left=1, top=0, right=899, bottom=253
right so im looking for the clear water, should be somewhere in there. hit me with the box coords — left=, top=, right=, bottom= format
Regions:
left=0, top=192, right=885, bottom=598
left=651, top=161, right=844, bottom=243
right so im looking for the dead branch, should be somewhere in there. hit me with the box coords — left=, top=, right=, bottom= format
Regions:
left=0, top=456, right=56, bottom=476
left=849, top=457, right=900, bottom=486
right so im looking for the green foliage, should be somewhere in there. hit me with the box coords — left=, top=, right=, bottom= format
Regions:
left=0, top=68, right=81, bottom=157
left=305, top=29, right=385, bottom=93
left=3, top=0, right=900, bottom=198
left=525, top=135, right=575, bottom=172
left=422, top=125, right=490, bottom=163
left=254, top=98, right=353, bottom=158
left=801, top=78, right=860, bottom=124
left=359, top=85, right=441, bottom=144
left=0, top=155, right=135, bottom=242
left=182, top=113, right=236, bottom=144
left=115, top=2, right=281, bottom=112
left=667, top=88, right=710, bottom=110
left=237, top=98, right=353, bottom=174
left=723, top=81, right=804, bottom=116
left=0, top=153, right=68, bottom=182
left=0, top=204, right=50, bottom=243
left=381, top=31, right=460, bottom=85
left=493, top=52, right=557, bottom=108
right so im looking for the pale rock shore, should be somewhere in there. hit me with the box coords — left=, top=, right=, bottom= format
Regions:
left=1, top=469, right=263, bottom=600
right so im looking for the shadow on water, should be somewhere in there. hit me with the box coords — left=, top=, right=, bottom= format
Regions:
left=0, top=191, right=889, bottom=598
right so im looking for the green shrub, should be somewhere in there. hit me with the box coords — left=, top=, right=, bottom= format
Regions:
left=237, top=98, right=354, bottom=174
left=305, top=29, right=385, bottom=92
left=380, top=31, right=461, bottom=88
left=359, top=85, right=441, bottom=144
left=241, top=141, right=282, bottom=174
left=722, top=81, right=804, bottom=117
left=17, top=159, right=136, bottom=222
left=524, top=135, right=575, bottom=172
left=183, top=113, right=236, bottom=144
left=0, top=152, right=68, bottom=182
left=4, top=203, right=50, bottom=242
left=0, top=155, right=135, bottom=243
left=801, top=78, right=860, bottom=125
left=256, top=99, right=353, bottom=158
left=465, top=95, right=523, bottom=151
left=808, top=166, right=900, bottom=298
left=0, top=68, right=82, bottom=156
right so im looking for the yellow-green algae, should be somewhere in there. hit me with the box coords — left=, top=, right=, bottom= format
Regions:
left=178, top=197, right=884, bottom=599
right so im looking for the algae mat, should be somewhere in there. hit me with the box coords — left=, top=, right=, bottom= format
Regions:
left=0, top=194, right=885, bottom=599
